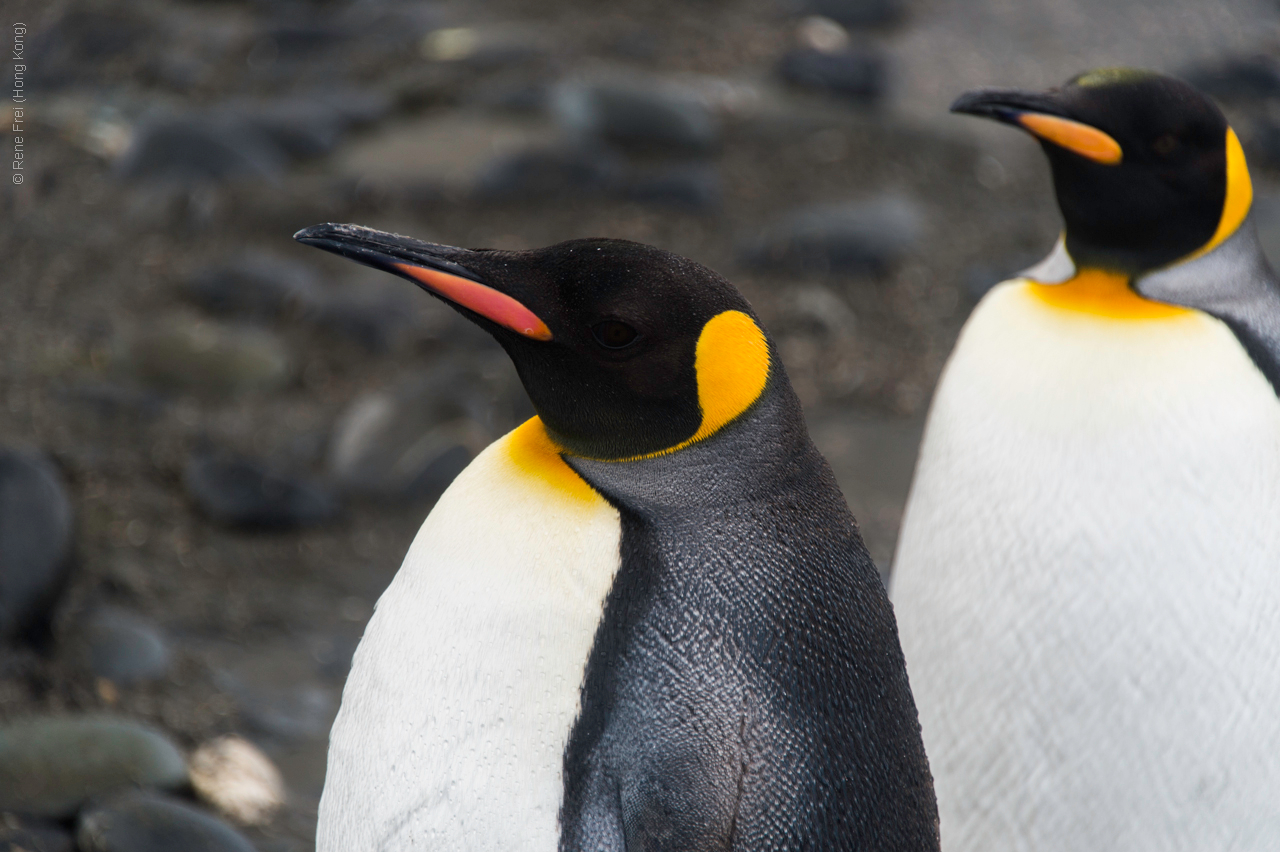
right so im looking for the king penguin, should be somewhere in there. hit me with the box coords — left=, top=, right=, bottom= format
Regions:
left=891, top=69, right=1280, bottom=851
left=293, top=224, right=940, bottom=851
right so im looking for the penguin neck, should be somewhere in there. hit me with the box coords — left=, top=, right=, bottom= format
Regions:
left=566, top=373, right=822, bottom=515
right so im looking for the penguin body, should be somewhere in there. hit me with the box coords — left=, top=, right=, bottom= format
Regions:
left=892, top=70, right=1280, bottom=850
left=296, top=228, right=939, bottom=851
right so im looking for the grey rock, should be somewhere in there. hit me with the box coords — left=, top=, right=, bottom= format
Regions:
left=474, top=145, right=621, bottom=201
left=329, top=361, right=528, bottom=500
left=314, top=283, right=420, bottom=352
left=116, top=115, right=287, bottom=185
left=553, top=77, right=720, bottom=154
left=0, top=716, right=187, bottom=818
left=619, top=163, right=721, bottom=209
left=184, top=251, right=326, bottom=320
left=78, top=792, right=255, bottom=852
left=778, top=47, right=887, bottom=103
left=793, top=0, right=906, bottom=28
left=220, top=99, right=348, bottom=159
left=0, top=449, right=73, bottom=643
left=56, top=382, right=166, bottom=420
left=184, top=453, right=341, bottom=530
left=740, top=195, right=923, bottom=274
left=76, top=607, right=172, bottom=685
left=226, top=679, right=335, bottom=741
left=0, top=816, right=74, bottom=852
left=124, top=317, right=292, bottom=397
left=28, top=9, right=152, bottom=90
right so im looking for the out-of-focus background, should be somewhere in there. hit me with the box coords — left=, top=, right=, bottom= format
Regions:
left=3, top=0, right=1280, bottom=848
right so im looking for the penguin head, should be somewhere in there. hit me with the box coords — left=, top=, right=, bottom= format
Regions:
left=952, top=68, right=1252, bottom=275
left=295, top=224, right=773, bottom=461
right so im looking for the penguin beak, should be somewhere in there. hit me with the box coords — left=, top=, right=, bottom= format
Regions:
left=293, top=223, right=553, bottom=342
left=951, top=88, right=1123, bottom=166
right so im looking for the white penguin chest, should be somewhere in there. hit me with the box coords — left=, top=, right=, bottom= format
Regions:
left=317, top=421, right=621, bottom=852
left=892, top=281, right=1280, bottom=851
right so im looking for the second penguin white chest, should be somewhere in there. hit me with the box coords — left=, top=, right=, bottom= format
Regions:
left=892, top=280, right=1280, bottom=852
left=317, top=421, right=621, bottom=852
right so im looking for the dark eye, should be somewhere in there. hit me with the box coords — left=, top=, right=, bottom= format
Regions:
left=1153, top=134, right=1179, bottom=156
left=591, top=320, right=640, bottom=349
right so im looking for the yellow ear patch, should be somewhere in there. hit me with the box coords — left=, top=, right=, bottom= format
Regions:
left=1028, top=267, right=1190, bottom=320
left=626, top=309, right=771, bottom=460
left=1189, top=127, right=1252, bottom=260
left=1017, top=113, right=1123, bottom=165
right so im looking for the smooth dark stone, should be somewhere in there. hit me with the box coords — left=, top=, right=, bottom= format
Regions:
left=184, top=251, right=326, bottom=320
left=740, top=196, right=922, bottom=274
left=619, top=163, right=721, bottom=209
left=554, top=79, right=720, bottom=154
left=125, top=318, right=292, bottom=397
left=474, top=146, right=621, bottom=200
left=0, top=817, right=74, bottom=852
left=778, top=47, right=887, bottom=103
left=0, top=716, right=187, bottom=818
left=57, top=382, right=167, bottom=420
left=220, top=99, right=348, bottom=159
left=328, top=360, right=528, bottom=499
left=78, top=792, right=255, bottom=852
left=1183, top=54, right=1280, bottom=102
left=77, top=607, right=172, bottom=685
left=184, top=453, right=340, bottom=530
left=0, top=449, right=73, bottom=643
left=116, top=115, right=287, bottom=185
left=227, top=679, right=335, bottom=741
left=793, top=0, right=905, bottom=28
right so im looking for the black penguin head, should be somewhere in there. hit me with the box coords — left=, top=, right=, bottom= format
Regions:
left=952, top=68, right=1252, bottom=274
left=294, top=224, right=773, bottom=460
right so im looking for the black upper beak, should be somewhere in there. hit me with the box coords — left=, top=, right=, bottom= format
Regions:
left=293, top=222, right=483, bottom=283
left=293, top=223, right=553, bottom=341
left=949, top=87, right=1068, bottom=125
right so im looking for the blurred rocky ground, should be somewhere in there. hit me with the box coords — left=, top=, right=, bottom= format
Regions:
left=2, top=0, right=1279, bottom=849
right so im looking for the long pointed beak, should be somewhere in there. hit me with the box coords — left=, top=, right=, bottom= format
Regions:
left=293, top=223, right=553, bottom=341
left=951, top=88, right=1123, bottom=166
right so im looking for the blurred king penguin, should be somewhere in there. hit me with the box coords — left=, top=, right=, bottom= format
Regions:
left=892, top=69, right=1280, bottom=850
left=295, top=226, right=939, bottom=851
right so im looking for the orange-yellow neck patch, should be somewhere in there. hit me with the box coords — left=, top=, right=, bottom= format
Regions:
left=505, top=417, right=601, bottom=504
left=1028, top=268, right=1190, bottom=320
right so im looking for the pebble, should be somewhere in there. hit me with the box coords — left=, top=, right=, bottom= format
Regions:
left=124, top=316, right=292, bottom=397
left=552, top=76, right=720, bottom=154
left=778, top=47, right=887, bottom=103
left=621, top=162, right=721, bottom=209
left=189, top=735, right=285, bottom=826
left=473, top=145, right=621, bottom=201
left=0, top=448, right=73, bottom=643
left=115, top=114, right=287, bottom=185
left=184, top=452, right=341, bottom=530
left=740, top=195, right=923, bottom=274
left=0, top=716, right=187, bottom=818
left=75, top=606, right=172, bottom=685
left=0, top=815, right=74, bottom=852
left=77, top=792, right=256, bottom=852
left=228, top=679, right=335, bottom=741
left=183, top=251, right=326, bottom=321
left=793, top=0, right=905, bottom=28
left=328, top=362, right=526, bottom=500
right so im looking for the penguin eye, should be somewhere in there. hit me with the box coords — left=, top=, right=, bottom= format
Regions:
left=1152, top=134, right=1179, bottom=156
left=591, top=320, right=640, bottom=349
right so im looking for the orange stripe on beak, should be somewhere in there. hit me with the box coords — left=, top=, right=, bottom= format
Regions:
left=393, top=263, right=553, bottom=341
left=1016, top=113, right=1123, bottom=165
